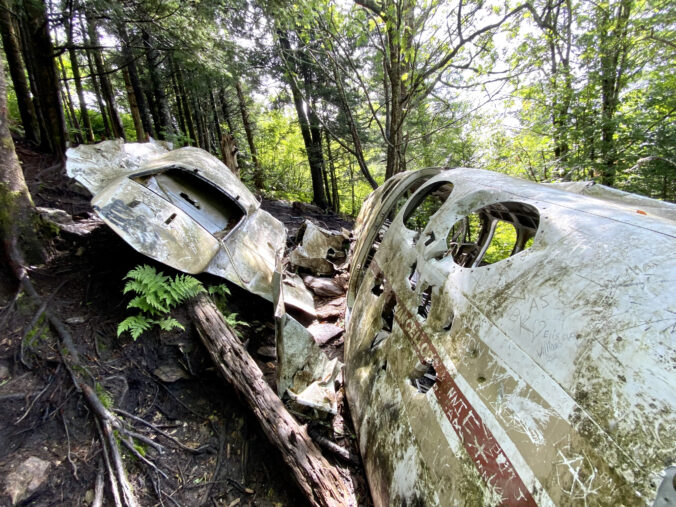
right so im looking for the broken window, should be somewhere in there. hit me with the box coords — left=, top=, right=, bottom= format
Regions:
left=356, top=175, right=435, bottom=291
left=410, top=361, right=437, bottom=394
left=403, top=182, right=454, bottom=234
left=445, top=201, right=539, bottom=267
left=132, top=168, right=246, bottom=238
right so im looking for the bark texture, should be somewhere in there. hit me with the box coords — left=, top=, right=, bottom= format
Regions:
left=21, top=0, right=66, bottom=156
left=0, top=56, right=44, bottom=267
left=0, top=0, right=39, bottom=144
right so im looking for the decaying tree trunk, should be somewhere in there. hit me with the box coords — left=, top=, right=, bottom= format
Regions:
left=189, top=295, right=358, bottom=507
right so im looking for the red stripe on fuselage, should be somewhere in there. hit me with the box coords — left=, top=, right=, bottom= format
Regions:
left=369, top=261, right=536, bottom=505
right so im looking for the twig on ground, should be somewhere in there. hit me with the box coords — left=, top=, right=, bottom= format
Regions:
left=308, top=426, right=360, bottom=466
left=15, top=364, right=60, bottom=424
left=96, top=418, right=123, bottom=507
left=160, top=488, right=182, bottom=507
left=125, top=428, right=164, bottom=453
left=84, top=384, right=139, bottom=507
left=92, top=458, right=105, bottom=507
left=200, top=427, right=225, bottom=504
left=0, top=287, right=22, bottom=327
left=61, top=410, right=79, bottom=480
left=114, top=408, right=212, bottom=454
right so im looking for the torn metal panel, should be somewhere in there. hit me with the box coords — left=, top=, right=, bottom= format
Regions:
left=345, top=168, right=676, bottom=506
left=280, top=273, right=317, bottom=318
left=37, top=207, right=102, bottom=236
left=65, top=141, right=293, bottom=306
left=273, top=265, right=342, bottom=415
left=289, top=220, right=350, bottom=275
left=66, top=138, right=172, bottom=195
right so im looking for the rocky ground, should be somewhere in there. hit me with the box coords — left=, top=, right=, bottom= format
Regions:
left=0, top=140, right=368, bottom=506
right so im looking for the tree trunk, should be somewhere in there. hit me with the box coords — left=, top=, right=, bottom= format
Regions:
left=123, top=69, right=145, bottom=142
left=320, top=131, right=332, bottom=210
left=0, top=56, right=44, bottom=268
left=219, top=87, right=237, bottom=134
left=65, top=14, right=94, bottom=142
left=169, top=67, right=187, bottom=141
left=0, top=0, right=39, bottom=145
left=219, top=87, right=242, bottom=169
left=385, top=23, right=402, bottom=179
left=143, top=30, right=172, bottom=139
left=86, top=15, right=125, bottom=140
left=208, top=85, right=223, bottom=155
left=325, top=130, right=340, bottom=213
left=235, top=80, right=265, bottom=190
left=57, top=53, right=83, bottom=144
left=189, top=295, right=358, bottom=507
left=278, top=33, right=327, bottom=208
left=118, top=24, right=153, bottom=139
left=330, top=61, right=378, bottom=189
left=598, top=0, right=632, bottom=187
left=17, top=9, right=49, bottom=147
left=175, top=64, right=196, bottom=145
left=220, top=132, right=239, bottom=177
left=193, top=95, right=207, bottom=150
left=144, top=87, right=161, bottom=140
left=21, top=0, right=66, bottom=156
left=78, top=14, right=111, bottom=139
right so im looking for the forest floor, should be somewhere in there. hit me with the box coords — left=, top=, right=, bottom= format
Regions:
left=0, top=140, right=368, bottom=506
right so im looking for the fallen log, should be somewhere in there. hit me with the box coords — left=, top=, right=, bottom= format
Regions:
left=189, top=295, right=357, bottom=507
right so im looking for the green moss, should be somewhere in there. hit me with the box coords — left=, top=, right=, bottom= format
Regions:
left=95, top=382, right=114, bottom=409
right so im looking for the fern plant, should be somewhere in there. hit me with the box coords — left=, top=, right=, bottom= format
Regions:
left=117, top=265, right=205, bottom=340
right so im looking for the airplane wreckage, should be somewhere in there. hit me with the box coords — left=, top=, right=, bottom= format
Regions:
left=66, top=140, right=676, bottom=506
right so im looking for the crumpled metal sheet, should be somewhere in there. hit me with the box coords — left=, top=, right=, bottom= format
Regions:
left=289, top=220, right=350, bottom=275
left=273, top=268, right=342, bottom=414
left=280, top=273, right=317, bottom=318
left=344, top=167, right=676, bottom=506
left=65, top=141, right=306, bottom=308
left=66, top=138, right=172, bottom=195
left=37, top=207, right=102, bottom=236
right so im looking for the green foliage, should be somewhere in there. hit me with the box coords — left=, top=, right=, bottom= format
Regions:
left=117, top=265, right=205, bottom=340
left=257, top=108, right=314, bottom=203
left=483, top=221, right=518, bottom=264
left=117, top=266, right=247, bottom=340
left=208, top=284, right=249, bottom=337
